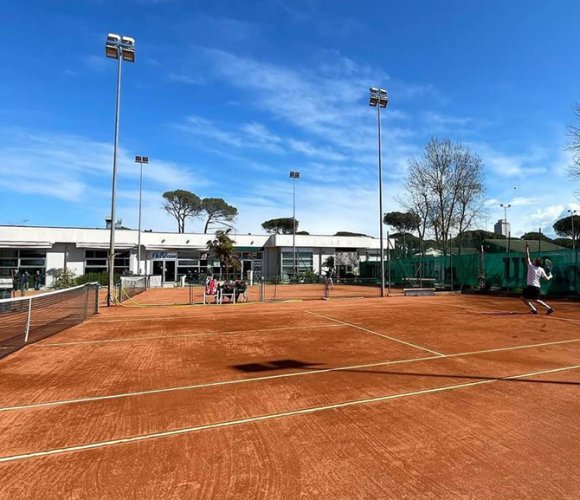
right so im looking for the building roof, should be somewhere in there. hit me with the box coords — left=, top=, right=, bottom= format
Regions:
left=483, top=239, right=568, bottom=253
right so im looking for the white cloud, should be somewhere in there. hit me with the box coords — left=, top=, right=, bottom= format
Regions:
left=0, top=128, right=211, bottom=226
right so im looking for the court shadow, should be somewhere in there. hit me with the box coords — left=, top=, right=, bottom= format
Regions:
left=300, top=366, right=580, bottom=386
left=232, top=359, right=323, bottom=373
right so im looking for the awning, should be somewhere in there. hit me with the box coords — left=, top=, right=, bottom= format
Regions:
left=145, top=245, right=207, bottom=251
left=75, top=242, right=135, bottom=250
left=0, top=242, right=53, bottom=249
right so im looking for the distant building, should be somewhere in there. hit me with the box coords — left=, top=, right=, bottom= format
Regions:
left=0, top=224, right=394, bottom=287
left=494, top=219, right=511, bottom=237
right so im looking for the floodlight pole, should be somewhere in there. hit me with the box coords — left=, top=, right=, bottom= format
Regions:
left=377, top=103, right=385, bottom=297
left=107, top=53, right=122, bottom=307
left=106, top=34, right=134, bottom=307
left=135, top=156, right=149, bottom=275
left=569, top=209, right=577, bottom=251
left=290, top=171, right=300, bottom=279
left=369, top=88, right=388, bottom=297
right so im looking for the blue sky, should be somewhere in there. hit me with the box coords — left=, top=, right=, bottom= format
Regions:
left=1, top=0, right=580, bottom=237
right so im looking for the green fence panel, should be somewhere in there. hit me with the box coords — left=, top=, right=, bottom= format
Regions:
left=360, top=249, right=580, bottom=296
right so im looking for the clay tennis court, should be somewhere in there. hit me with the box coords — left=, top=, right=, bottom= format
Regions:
left=1, top=291, right=579, bottom=498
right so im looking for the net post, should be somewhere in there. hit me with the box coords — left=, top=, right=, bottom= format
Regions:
left=95, top=284, right=101, bottom=314
left=259, top=277, right=265, bottom=302
left=24, top=297, right=32, bottom=344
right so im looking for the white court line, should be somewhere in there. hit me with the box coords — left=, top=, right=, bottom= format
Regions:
left=436, top=302, right=580, bottom=326
left=306, top=310, right=445, bottom=356
left=1, top=363, right=578, bottom=464
left=5, top=335, right=580, bottom=413
left=89, top=305, right=332, bottom=323
left=36, top=324, right=342, bottom=347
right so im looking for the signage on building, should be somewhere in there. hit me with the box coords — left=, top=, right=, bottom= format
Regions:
left=152, top=252, right=177, bottom=259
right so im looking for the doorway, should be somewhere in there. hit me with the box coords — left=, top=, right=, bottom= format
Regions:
left=152, top=260, right=176, bottom=284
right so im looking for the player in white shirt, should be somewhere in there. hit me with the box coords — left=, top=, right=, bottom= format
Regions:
left=520, top=242, right=554, bottom=315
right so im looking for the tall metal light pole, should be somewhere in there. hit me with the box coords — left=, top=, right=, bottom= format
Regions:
left=289, top=171, right=300, bottom=279
left=568, top=209, right=577, bottom=251
left=105, top=33, right=135, bottom=306
left=500, top=203, right=511, bottom=237
left=369, top=87, right=389, bottom=297
left=135, top=155, right=149, bottom=275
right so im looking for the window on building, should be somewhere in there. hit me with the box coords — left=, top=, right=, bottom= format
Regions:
left=0, top=250, right=47, bottom=278
left=281, top=251, right=313, bottom=277
left=0, top=249, right=18, bottom=277
left=85, top=250, right=130, bottom=275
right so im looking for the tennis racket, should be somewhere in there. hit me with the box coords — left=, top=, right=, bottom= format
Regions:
left=544, top=258, right=553, bottom=274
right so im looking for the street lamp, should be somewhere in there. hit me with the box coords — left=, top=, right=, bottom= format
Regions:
left=289, top=171, right=300, bottom=279
left=568, top=209, right=577, bottom=251
left=369, top=87, right=389, bottom=297
left=135, top=155, right=149, bottom=275
left=105, top=33, right=135, bottom=306
left=500, top=203, right=511, bottom=237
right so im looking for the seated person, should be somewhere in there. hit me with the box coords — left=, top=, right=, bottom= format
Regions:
left=234, top=280, right=247, bottom=302
left=217, top=281, right=236, bottom=303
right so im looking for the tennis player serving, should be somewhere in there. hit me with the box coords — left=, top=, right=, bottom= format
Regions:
left=521, top=242, right=554, bottom=315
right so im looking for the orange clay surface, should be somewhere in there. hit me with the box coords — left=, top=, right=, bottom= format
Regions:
left=0, top=291, right=579, bottom=499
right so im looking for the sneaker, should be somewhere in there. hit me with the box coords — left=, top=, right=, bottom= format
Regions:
left=547, top=308, right=555, bottom=315
left=530, top=309, right=538, bottom=315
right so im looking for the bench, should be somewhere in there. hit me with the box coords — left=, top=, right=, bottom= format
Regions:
left=402, top=278, right=436, bottom=288
left=403, top=288, right=436, bottom=297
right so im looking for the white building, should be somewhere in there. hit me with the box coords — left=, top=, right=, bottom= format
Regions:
left=0, top=225, right=391, bottom=287
left=493, top=219, right=511, bottom=237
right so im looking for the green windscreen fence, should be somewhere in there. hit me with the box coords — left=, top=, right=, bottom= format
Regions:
left=360, top=249, right=580, bottom=297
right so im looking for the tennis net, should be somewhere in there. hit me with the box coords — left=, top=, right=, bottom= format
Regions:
left=260, top=277, right=382, bottom=302
left=0, top=283, right=100, bottom=359
left=118, top=276, right=148, bottom=302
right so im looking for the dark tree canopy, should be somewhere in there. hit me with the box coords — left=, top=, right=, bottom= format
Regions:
left=201, top=198, right=238, bottom=233
left=261, top=217, right=298, bottom=234
left=553, top=215, right=580, bottom=240
left=521, top=232, right=553, bottom=242
left=334, top=231, right=369, bottom=237
left=552, top=237, right=574, bottom=249
left=162, top=190, right=201, bottom=233
left=383, top=212, right=420, bottom=234
left=295, top=230, right=310, bottom=235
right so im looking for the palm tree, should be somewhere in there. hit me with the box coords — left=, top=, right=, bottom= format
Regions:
left=206, top=230, right=240, bottom=280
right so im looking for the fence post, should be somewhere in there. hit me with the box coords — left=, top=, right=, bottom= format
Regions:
left=24, top=298, right=32, bottom=344
left=95, top=284, right=100, bottom=314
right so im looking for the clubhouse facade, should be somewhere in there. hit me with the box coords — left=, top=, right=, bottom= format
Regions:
left=0, top=224, right=389, bottom=287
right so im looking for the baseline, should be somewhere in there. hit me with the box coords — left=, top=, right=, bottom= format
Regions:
left=436, top=302, right=580, bottom=326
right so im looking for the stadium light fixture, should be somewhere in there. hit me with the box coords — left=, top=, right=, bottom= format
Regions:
left=289, top=171, right=300, bottom=279
left=369, top=87, right=389, bottom=297
left=106, top=33, right=135, bottom=307
left=135, top=155, right=149, bottom=275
